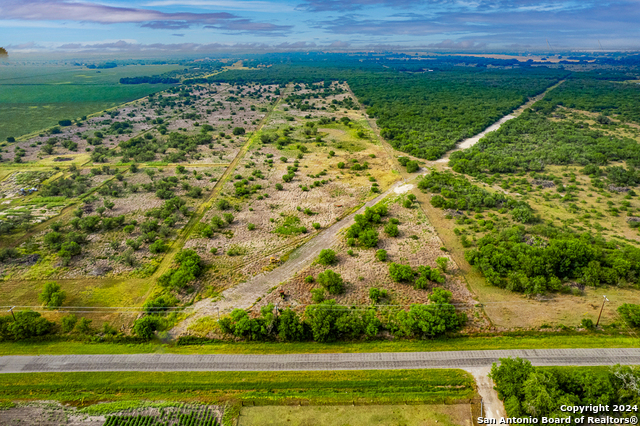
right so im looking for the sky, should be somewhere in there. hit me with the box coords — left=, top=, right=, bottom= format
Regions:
left=1, top=0, right=639, bottom=56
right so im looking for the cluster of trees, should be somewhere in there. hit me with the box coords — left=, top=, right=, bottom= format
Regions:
left=491, top=357, right=639, bottom=420
left=418, top=171, right=535, bottom=223
left=540, top=78, right=640, bottom=124
left=465, top=225, right=640, bottom=294
left=353, top=70, right=564, bottom=160
left=388, top=262, right=446, bottom=289
left=158, top=249, right=203, bottom=290
left=118, top=130, right=212, bottom=163
left=618, top=303, right=640, bottom=327
left=345, top=204, right=389, bottom=248
left=120, top=75, right=180, bottom=85
left=219, top=288, right=464, bottom=343
left=448, top=109, right=640, bottom=175
left=40, top=172, right=92, bottom=198
left=0, top=311, right=53, bottom=341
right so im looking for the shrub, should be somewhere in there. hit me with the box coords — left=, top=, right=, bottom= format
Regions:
left=369, top=287, right=388, bottom=303
left=61, top=314, right=78, bottom=333
left=581, top=318, right=595, bottom=329
left=149, top=239, right=168, bottom=254
left=304, top=275, right=314, bottom=283
left=389, top=263, right=414, bottom=282
left=436, top=257, right=449, bottom=273
left=312, top=222, right=321, bottom=230
left=75, top=317, right=92, bottom=334
left=247, top=223, right=256, bottom=231
left=0, top=311, right=53, bottom=340
left=223, top=213, right=234, bottom=224
left=359, top=229, right=379, bottom=248
left=232, top=127, right=246, bottom=135
left=133, top=316, right=160, bottom=340
left=126, top=238, right=142, bottom=251
left=217, top=198, right=231, bottom=210
left=278, top=308, right=306, bottom=341
left=317, top=269, right=344, bottom=294
left=310, top=288, right=325, bottom=303
left=275, top=183, right=284, bottom=190
left=376, top=249, right=387, bottom=261
left=201, top=225, right=214, bottom=238
left=384, top=223, right=399, bottom=237
left=618, top=304, right=640, bottom=327
left=317, top=249, right=337, bottom=266
left=39, top=282, right=66, bottom=308
left=406, top=160, right=419, bottom=173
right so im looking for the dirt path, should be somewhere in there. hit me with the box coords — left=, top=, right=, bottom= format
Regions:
left=465, top=367, right=506, bottom=420
left=169, top=179, right=405, bottom=337
left=434, top=79, right=565, bottom=164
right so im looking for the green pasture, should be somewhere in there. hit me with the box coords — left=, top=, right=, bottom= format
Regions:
left=0, top=369, right=475, bottom=405
left=0, top=64, right=180, bottom=141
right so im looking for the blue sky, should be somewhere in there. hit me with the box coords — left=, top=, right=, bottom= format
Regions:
left=1, top=0, right=639, bottom=55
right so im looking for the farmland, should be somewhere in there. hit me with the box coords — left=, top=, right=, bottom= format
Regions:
left=0, top=64, right=181, bottom=142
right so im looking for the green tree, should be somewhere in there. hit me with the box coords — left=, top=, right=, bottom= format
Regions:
left=317, top=270, right=344, bottom=294
left=0, top=311, right=53, bottom=340
left=278, top=308, right=306, bottom=341
left=436, top=257, right=449, bottom=273
left=61, top=314, right=78, bottom=333
left=618, top=304, right=640, bottom=327
left=384, top=222, right=399, bottom=237
left=304, top=300, right=347, bottom=343
left=369, top=287, right=387, bottom=303
left=39, top=282, right=66, bottom=308
left=133, top=316, right=160, bottom=340
left=317, top=249, right=337, bottom=266
left=76, top=317, right=93, bottom=334
left=388, top=263, right=414, bottom=282
left=359, top=229, right=379, bottom=248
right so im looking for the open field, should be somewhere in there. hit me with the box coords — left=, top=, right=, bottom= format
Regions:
left=0, top=64, right=181, bottom=141
left=0, top=369, right=475, bottom=405
left=238, top=404, right=471, bottom=426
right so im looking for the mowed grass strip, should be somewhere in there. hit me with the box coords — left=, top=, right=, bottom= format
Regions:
left=0, top=369, right=475, bottom=405
left=0, top=333, right=635, bottom=356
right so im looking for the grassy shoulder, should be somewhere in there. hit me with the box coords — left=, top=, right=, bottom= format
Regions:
left=0, top=333, right=635, bottom=356
left=0, top=369, right=475, bottom=406
left=238, top=404, right=471, bottom=426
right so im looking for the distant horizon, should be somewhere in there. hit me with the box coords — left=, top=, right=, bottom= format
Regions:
left=1, top=0, right=639, bottom=57
left=2, top=49, right=640, bottom=62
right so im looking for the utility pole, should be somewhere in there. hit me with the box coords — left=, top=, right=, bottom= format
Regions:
left=8, top=306, right=16, bottom=321
left=596, top=295, right=610, bottom=327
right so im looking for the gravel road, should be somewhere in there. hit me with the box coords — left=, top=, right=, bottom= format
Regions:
left=1, top=348, right=637, bottom=373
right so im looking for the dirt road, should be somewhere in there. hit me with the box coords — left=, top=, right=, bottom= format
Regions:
left=169, top=179, right=405, bottom=337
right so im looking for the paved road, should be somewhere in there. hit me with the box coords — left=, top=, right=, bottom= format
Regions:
left=0, top=348, right=637, bottom=373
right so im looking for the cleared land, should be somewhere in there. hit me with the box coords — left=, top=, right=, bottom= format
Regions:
left=238, top=404, right=471, bottom=426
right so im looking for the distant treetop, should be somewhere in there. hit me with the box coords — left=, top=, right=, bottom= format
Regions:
left=0, top=47, right=7, bottom=57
